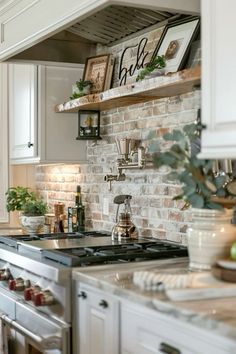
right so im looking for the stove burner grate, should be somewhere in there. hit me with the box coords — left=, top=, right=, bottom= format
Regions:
left=42, top=241, right=188, bottom=267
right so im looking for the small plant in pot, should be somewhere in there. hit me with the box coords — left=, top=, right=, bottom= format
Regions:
left=20, top=199, right=48, bottom=235
left=70, top=79, right=93, bottom=100
left=6, top=186, right=37, bottom=213
left=136, top=55, right=166, bottom=82
left=6, top=186, right=48, bottom=235
left=149, top=122, right=236, bottom=270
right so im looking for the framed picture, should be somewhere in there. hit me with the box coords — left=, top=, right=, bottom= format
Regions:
left=76, top=110, right=101, bottom=140
left=152, top=17, right=200, bottom=73
left=83, top=54, right=112, bottom=93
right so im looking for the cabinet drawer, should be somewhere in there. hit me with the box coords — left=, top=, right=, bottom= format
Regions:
left=121, top=302, right=236, bottom=354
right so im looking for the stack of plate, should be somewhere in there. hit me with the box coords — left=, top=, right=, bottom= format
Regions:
left=212, top=259, right=236, bottom=283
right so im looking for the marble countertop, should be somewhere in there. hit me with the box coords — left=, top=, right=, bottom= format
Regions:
left=73, top=258, right=236, bottom=343
left=0, top=228, right=23, bottom=235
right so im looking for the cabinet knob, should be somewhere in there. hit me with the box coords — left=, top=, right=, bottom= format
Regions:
left=78, top=291, right=87, bottom=299
left=99, top=299, right=108, bottom=308
left=27, top=142, right=34, bottom=148
left=159, top=342, right=181, bottom=354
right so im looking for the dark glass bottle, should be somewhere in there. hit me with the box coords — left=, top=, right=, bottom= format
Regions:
left=73, top=185, right=85, bottom=232
left=68, top=207, right=73, bottom=233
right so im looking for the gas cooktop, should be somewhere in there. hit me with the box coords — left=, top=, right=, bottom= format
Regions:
left=0, top=231, right=188, bottom=268
left=41, top=241, right=188, bottom=267
left=0, top=230, right=111, bottom=249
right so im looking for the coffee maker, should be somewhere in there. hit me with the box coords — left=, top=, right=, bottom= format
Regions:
left=111, top=194, right=138, bottom=241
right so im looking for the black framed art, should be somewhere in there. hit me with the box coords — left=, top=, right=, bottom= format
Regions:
left=76, top=110, right=101, bottom=140
left=83, top=54, right=113, bottom=93
left=151, top=17, right=200, bottom=73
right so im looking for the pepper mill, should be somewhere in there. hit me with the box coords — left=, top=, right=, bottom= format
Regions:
left=54, top=202, right=65, bottom=233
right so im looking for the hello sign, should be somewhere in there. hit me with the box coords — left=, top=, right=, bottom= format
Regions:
left=118, top=37, right=149, bottom=86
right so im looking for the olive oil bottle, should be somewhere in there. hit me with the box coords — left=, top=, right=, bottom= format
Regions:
left=73, top=185, right=85, bottom=232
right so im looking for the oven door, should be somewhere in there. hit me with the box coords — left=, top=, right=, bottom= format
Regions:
left=0, top=301, right=70, bottom=354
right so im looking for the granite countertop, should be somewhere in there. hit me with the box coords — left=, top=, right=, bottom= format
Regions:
left=73, top=258, right=236, bottom=343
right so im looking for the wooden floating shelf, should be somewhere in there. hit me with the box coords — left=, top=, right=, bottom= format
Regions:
left=55, top=65, right=201, bottom=113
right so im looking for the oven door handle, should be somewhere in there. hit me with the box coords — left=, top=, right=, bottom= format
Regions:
left=1, top=314, right=62, bottom=350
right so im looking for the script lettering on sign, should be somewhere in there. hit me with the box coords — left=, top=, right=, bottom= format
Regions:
left=118, top=37, right=149, bottom=86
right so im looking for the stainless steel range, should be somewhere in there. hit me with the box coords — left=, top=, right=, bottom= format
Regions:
left=0, top=231, right=188, bottom=354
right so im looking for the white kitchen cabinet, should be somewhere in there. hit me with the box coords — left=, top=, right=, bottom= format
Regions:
left=9, top=63, right=37, bottom=161
left=9, top=62, right=87, bottom=164
left=75, top=283, right=119, bottom=354
left=0, top=63, right=9, bottom=222
left=200, top=0, right=236, bottom=159
left=73, top=279, right=236, bottom=354
left=121, top=301, right=236, bottom=354
left=0, top=0, right=199, bottom=61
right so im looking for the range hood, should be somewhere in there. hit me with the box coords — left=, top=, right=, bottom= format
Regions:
left=9, top=1, right=199, bottom=64
left=66, top=5, right=179, bottom=46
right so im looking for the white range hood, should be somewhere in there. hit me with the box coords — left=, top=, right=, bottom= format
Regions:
left=0, top=0, right=200, bottom=61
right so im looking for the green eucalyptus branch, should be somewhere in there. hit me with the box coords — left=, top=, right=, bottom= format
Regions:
left=152, top=123, right=234, bottom=209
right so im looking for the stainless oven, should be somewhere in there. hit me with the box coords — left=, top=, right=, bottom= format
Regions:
left=0, top=232, right=188, bottom=354
left=0, top=243, right=72, bottom=354
left=0, top=286, right=70, bottom=354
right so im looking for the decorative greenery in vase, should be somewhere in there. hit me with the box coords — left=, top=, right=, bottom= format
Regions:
left=21, top=199, right=48, bottom=216
left=136, top=55, right=166, bottom=82
left=70, top=79, right=93, bottom=100
left=5, top=186, right=37, bottom=212
left=6, top=186, right=47, bottom=215
left=150, top=122, right=235, bottom=210
left=6, top=186, right=48, bottom=234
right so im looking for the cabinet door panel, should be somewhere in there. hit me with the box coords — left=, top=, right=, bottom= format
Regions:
left=200, top=0, right=236, bottom=158
left=39, top=64, right=86, bottom=163
left=76, top=283, right=119, bottom=354
left=0, top=63, right=9, bottom=222
left=90, top=308, right=106, bottom=354
left=9, top=62, right=87, bottom=164
left=9, top=63, right=37, bottom=160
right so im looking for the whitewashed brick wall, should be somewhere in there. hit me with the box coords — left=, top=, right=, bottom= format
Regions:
left=35, top=26, right=201, bottom=244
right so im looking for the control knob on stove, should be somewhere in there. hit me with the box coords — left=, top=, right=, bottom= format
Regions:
left=0, top=268, right=11, bottom=281
left=33, top=290, right=55, bottom=306
left=9, top=277, right=30, bottom=291
left=24, top=285, right=41, bottom=301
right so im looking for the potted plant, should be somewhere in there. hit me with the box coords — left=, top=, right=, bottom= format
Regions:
left=20, top=199, right=48, bottom=235
left=150, top=122, right=236, bottom=270
left=5, top=186, right=48, bottom=234
left=21, top=199, right=48, bottom=216
left=136, top=55, right=166, bottom=82
left=6, top=186, right=37, bottom=212
left=70, top=79, right=93, bottom=100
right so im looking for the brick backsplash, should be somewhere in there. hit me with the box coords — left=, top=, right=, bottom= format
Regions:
left=35, top=26, right=201, bottom=245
